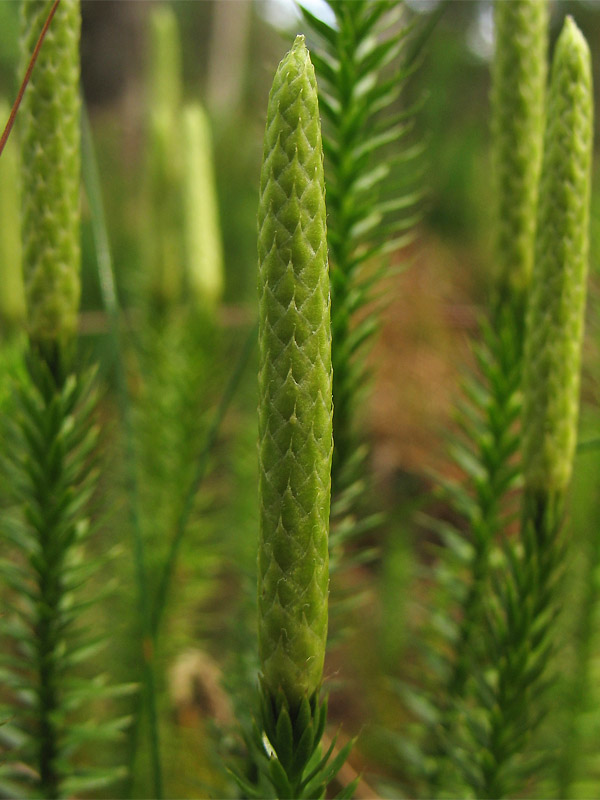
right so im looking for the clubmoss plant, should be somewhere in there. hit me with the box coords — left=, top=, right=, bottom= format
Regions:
left=472, top=16, right=592, bottom=799
left=0, top=358, right=115, bottom=799
left=420, top=4, right=548, bottom=793
left=233, top=36, right=352, bottom=799
left=257, top=34, right=331, bottom=708
left=0, top=2, right=127, bottom=796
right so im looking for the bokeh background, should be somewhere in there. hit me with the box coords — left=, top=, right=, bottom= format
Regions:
left=1, top=1, right=600, bottom=797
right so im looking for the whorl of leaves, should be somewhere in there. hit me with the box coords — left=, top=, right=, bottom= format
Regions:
left=0, top=353, right=129, bottom=799
left=231, top=690, right=356, bottom=800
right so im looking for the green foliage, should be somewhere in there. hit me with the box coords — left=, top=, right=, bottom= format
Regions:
left=420, top=312, right=524, bottom=797
left=407, top=6, right=548, bottom=791
left=132, top=312, right=221, bottom=607
left=0, top=353, right=127, bottom=799
left=474, top=490, right=565, bottom=799
left=232, top=691, right=355, bottom=800
left=299, top=0, right=422, bottom=496
left=0, top=2, right=18, bottom=85
left=19, top=0, right=81, bottom=350
left=0, top=6, right=128, bottom=797
left=84, top=80, right=239, bottom=798
left=0, top=334, right=26, bottom=420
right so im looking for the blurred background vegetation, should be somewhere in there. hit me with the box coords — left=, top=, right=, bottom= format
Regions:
left=1, top=1, right=600, bottom=797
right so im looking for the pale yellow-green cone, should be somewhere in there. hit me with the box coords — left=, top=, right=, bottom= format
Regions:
left=148, top=5, right=182, bottom=120
left=145, top=4, right=184, bottom=306
left=491, top=0, right=547, bottom=300
left=182, top=103, right=224, bottom=306
left=20, top=0, right=81, bottom=347
left=0, top=100, right=25, bottom=332
left=522, top=17, right=593, bottom=492
left=257, top=36, right=332, bottom=709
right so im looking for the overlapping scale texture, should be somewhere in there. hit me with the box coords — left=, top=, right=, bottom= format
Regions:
left=492, top=0, right=548, bottom=300
left=522, top=16, right=593, bottom=492
left=20, top=0, right=81, bottom=346
left=257, top=36, right=332, bottom=708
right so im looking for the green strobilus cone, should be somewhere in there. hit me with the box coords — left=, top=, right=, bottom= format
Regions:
left=258, top=33, right=331, bottom=712
left=182, top=102, right=224, bottom=307
left=252, top=35, right=349, bottom=799
left=522, top=15, right=593, bottom=496
left=19, top=0, right=81, bottom=361
left=491, top=0, right=548, bottom=312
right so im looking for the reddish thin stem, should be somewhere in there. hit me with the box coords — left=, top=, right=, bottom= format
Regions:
left=0, top=0, right=61, bottom=159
